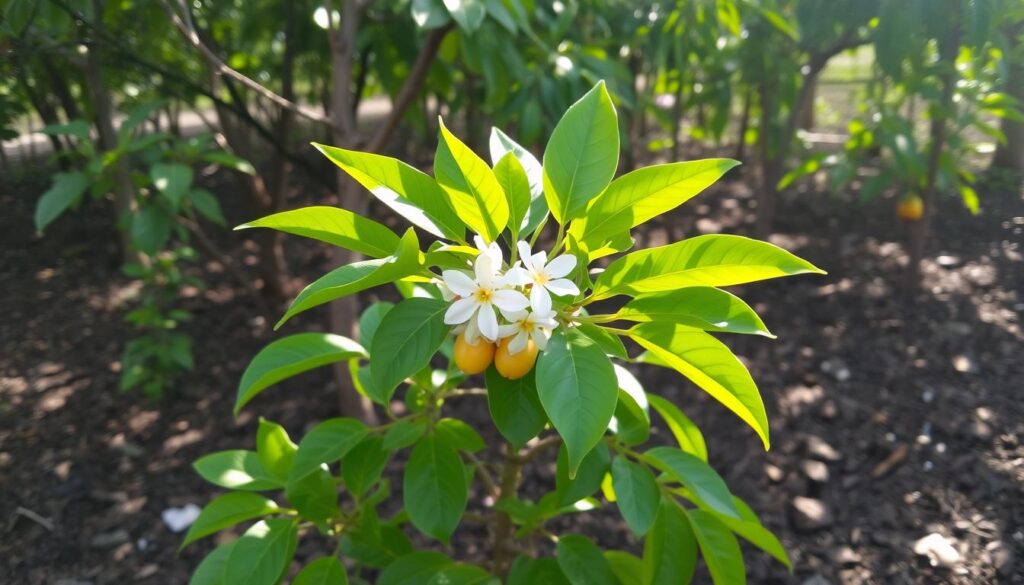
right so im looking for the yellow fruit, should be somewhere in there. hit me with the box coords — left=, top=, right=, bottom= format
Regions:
left=494, top=337, right=539, bottom=380
left=897, top=195, right=924, bottom=222
left=453, top=332, right=495, bottom=375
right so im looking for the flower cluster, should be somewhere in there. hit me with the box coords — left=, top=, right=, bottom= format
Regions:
left=441, top=237, right=579, bottom=354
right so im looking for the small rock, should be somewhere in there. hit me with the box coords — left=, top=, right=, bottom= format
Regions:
left=986, top=540, right=1014, bottom=576
left=90, top=529, right=130, bottom=549
left=936, top=254, right=962, bottom=268
left=801, top=459, right=830, bottom=483
left=952, top=355, right=977, bottom=374
left=791, top=496, right=832, bottom=532
left=801, top=574, right=832, bottom=585
left=806, top=436, right=842, bottom=462
left=162, top=504, right=201, bottom=533
left=834, top=545, right=861, bottom=566
left=764, top=463, right=785, bottom=483
left=969, top=419, right=993, bottom=441
left=818, top=399, right=838, bottom=420
left=913, top=533, right=961, bottom=568
left=975, top=406, right=993, bottom=421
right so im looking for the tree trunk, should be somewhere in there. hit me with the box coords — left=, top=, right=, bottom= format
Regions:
left=670, top=73, right=686, bottom=160
left=83, top=0, right=138, bottom=262
left=798, top=78, right=816, bottom=130
left=905, top=18, right=960, bottom=294
left=991, top=25, right=1023, bottom=173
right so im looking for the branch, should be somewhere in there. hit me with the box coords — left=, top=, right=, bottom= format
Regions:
left=163, top=0, right=338, bottom=131
left=366, top=22, right=455, bottom=152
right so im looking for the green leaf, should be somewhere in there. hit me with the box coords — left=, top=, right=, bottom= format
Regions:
left=404, top=434, right=468, bottom=543
left=39, top=120, right=91, bottom=141
left=556, top=442, right=610, bottom=506
left=202, top=151, right=256, bottom=175
left=570, top=160, right=739, bottom=257
left=130, top=205, right=173, bottom=255
left=411, top=0, right=451, bottom=29
left=576, top=323, right=628, bottom=360
left=235, top=333, right=367, bottom=414
left=613, top=287, right=774, bottom=338
left=189, top=189, right=226, bottom=225
left=645, top=447, right=739, bottom=519
left=488, top=127, right=547, bottom=236
left=293, top=557, right=348, bottom=585
left=632, top=324, right=768, bottom=449
left=383, top=418, right=428, bottom=450
left=378, top=552, right=453, bottom=585
left=368, top=297, right=451, bottom=403
left=193, top=450, right=281, bottom=491
left=256, top=419, right=297, bottom=483
left=590, top=234, right=825, bottom=301
left=189, top=541, right=235, bottom=585
left=507, top=556, right=570, bottom=585
left=182, top=492, right=279, bottom=549
left=35, top=171, right=89, bottom=232
left=290, top=418, right=369, bottom=482
left=485, top=366, right=547, bottom=449
left=427, top=564, right=497, bottom=585
left=342, top=436, right=390, bottom=498
left=359, top=301, right=394, bottom=349
left=236, top=206, right=401, bottom=258
left=443, top=0, right=485, bottom=31
left=435, top=418, right=486, bottom=454
left=494, top=152, right=532, bottom=238
left=314, top=143, right=464, bottom=240
left=542, top=81, right=619, bottom=223
left=710, top=500, right=791, bottom=570
left=224, top=519, right=298, bottom=585
left=647, top=394, right=707, bottom=462
left=555, top=534, right=618, bottom=585
left=435, top=119, right=509, bottom=242
left=536, top=329, right=618, bottom=476
left=685, top=509, right=746, bottom=585
left=611, top=456, right=660, bottom=536
left=286, top=466, right=340, bottom=522
left=603, top=551, right=648, bottom=585
left=644, top=500, right=697, bottom=585
left=610, top=365, right=650, bottom=445
left=151, top=163, right=193, bottom=208
left=277, top=229, right=422, bottom=328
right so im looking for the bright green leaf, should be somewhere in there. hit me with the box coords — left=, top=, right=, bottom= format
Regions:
left=609, top=365, right=650, bottom=445
left=645, top=447, right=739, bottom=519
left=542, top=81, right=619, bottom=223
left=494, top=152, right=532, bottom=238
left=435, top=119, right=509, bottom=242
left=193, top=450, right=280, bottom=491
left=489, top=127, right=547, bottom=236
left=236, top=206, right=400, bottom=258
left=590, top=234, right=825, bottom=301
left=685, top=508, right=746, bottom=585
left=277, top=229, right=422, bottom=328
left=223, top=519, right=298, bottom=585
left=536, top=329, right=617, bottom=476
left=182, top=492, right=279, bottom=549
left=359, top=301, right=394, bottom=349
left=235, top=333, right=367, bottom=414
left=613, top=287, right=774, bottom=338
left=314, top=143, right=464, bottom=240
left=256, top=418, right=297, bottom=483
left=647, top=394, right=708, bottom=462
left=632, top=324, right=769, bottom=449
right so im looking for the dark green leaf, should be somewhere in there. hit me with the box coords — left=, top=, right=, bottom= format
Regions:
left=685, top=508, right=746, bottom=585
left=603, top=551, right=648, bottom=585
left=342, top=436, right=390, bottom=498
left=556, top=442, right=610, bottom=506
left=287, top=466, right=340, bottom=522
left=224, top=519, right=298, bottom=585
left=645, top=447, right=738, bottom=519
left=290, top=418, right=369, bottom=482
left=403, top=434, right=467, bottom=543
left=35, top=172, right=89, bottom=232
left=556, top=534, right=618, bottom=585
left=611, top=456, right=660, bottom=536
left=369, top=298, right=451, bottom=403
left=378, top=551, right=453, bottom=585
left=507, top=556, right=570, bottom=585
left=293, top=557, right=348, bottom=585
left=644, top=500, right=697, bottom=585
left=189, top=541, right=235, bottom=585
left=486, top=366, right=547, bottom=450
left=151, top=163, right=193, bottom=208
left=435, top=418, right=485, bottom=453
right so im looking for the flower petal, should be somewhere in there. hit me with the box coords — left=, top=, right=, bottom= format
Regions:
left=477, top=304, right=499, bottom=341
left=508, top=331, right=528, bottom=355
left=474, top=253, right=495, bottom=287
left=498, top=323, right=520, bottom=338
left=544, top=254, right=577, bottom=278
left=545, top=278, right=580, bottom=297
left=517, top=241, right=534, bottom=270
left=532, top=327, right=552, bottom=351
left=464, top=317, right=481, bottom=343
left=443, top=270, right=477, bottom=297
left=492, top=289, right=529, bottom=314
left=531, top=250, right=547, bottom=271
left=444, top=297, right=478, bottom=325
left=502, top=266, right=532, bottom=287
left=530, top=285, right=552, bottom=314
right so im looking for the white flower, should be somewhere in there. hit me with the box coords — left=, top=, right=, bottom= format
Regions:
left=498, top=294, right=558, bottom=355
left=443, top=248, right=528, bottom=342
left=506, top=241, right=580, bottom=314
left=474, top=235, right=503, bottom=268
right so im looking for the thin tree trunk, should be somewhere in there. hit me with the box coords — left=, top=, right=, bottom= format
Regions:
left=83, top=0, right=138, bottom=262
left=671, top=72, right=686, bottom=160
left=991, top=25, right=1023, bottom=173
left=906, top=20, right=960, bottom=293
left=734, top=88, right=752, bottom=162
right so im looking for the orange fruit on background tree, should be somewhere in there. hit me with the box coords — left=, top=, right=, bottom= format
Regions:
left=453, top=332, right=495, bottom=375
left=897, top=194, right=924, bottom=221
left=494, top=337, right=539, bottom=380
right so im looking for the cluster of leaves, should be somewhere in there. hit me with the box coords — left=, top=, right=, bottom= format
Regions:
left=186, top=82, right=823, bottom=584
left=34, top=101, right=248, bottom=396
